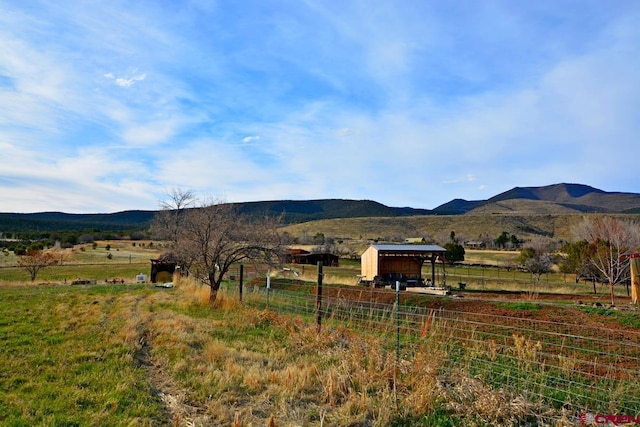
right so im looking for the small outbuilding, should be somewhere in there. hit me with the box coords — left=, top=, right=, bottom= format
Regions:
left=150, top=259, right=176, bottom=283
left=360, top=244, right=447, bottom=288
left=283, top=249, right=339, bottom=266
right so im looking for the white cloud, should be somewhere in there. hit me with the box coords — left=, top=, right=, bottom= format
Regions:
left=105, top=72, right=147, bottom=88
left=242, top=135, right=260, bottom=143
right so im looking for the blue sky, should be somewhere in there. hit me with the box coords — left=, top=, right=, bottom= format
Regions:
left=1, top=1, right=639, bottom=213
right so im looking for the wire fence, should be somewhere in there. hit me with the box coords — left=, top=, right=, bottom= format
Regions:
left=234, top=277, right=640, bottom=420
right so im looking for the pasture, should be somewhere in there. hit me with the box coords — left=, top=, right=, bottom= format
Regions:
left=1, top=242, right=639, bottom=425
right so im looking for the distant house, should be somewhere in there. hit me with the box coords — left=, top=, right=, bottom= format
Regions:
left=360, top=244, right=447, bottom=287
left=464, top=240, right=485, bottom=249
left=404, top=237, right=427, bottom=244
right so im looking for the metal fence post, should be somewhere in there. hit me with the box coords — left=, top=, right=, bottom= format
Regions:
left=395, top=281, right=401, bottom=363
left=239, top=264, right=243, bottom=303
left=266, top=270, right=271, bottom=308
left=316, top=262, right=323, bottom=332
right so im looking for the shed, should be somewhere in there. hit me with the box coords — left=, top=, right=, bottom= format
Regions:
left=361, top=244, right=447, bottom=287
left=150, top=259, right=176, bottom=283
left=284, top=249, right=339, bottom=266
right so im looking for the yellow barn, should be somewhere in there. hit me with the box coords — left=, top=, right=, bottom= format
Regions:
left=360, top=244, right=447, bottom=288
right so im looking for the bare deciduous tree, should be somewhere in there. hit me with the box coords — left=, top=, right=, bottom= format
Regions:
left=572, top=216, right=640, bottom=305
left=18, top=249, right=58, bottom=281
left=150, top=187, right=196, bottom=242
left=517, top=238, right=555, bottom=287
left=154, top=193, right=284, bottom=303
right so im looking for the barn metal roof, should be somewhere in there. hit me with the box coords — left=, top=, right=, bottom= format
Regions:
left=368, top=244, right=447, bottom=253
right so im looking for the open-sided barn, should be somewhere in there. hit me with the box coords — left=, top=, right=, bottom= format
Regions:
left=360, top=244, right=447, bottom=287
left=282, top=249, right=339, bottom=266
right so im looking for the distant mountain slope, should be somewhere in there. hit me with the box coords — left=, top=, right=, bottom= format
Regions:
left=466, top=199, right=582, bottom=215
left=234, top=199, right=431, bottom=223
left=0, top=211, right=157, bottom=233
left=433, top=183, right=640, bottom=215
left=430, top=199, right=484, bottom=215
left=0, top=200, right=431, bottom=232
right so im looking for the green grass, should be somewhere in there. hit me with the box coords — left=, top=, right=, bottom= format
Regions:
left=577, top=306, right=640, bottom=328
left=0, top=262, right=152, bottom=283
left=0, top=285, right=166, bottom=426
left=494, top=302, right=541, bottom=310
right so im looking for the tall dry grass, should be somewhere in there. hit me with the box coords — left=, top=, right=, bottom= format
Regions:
left=138, top=276, right=550, bottom=426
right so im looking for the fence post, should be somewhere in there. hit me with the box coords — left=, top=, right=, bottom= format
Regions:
left=316, top=262, right=323, bottom=332
left=266, top=269, right=271, bottom=308
left=394, top=280, right=401, bottom=404
left=239, top=264, right=244, bottom=303
left=395, top=281, right=401, bottom=362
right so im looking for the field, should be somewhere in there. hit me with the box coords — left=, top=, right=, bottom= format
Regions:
left=1, top=243, right=639, bottom=425
left=1, top=279, right=485, bottom=426
left=0, top=240, right=162, bottom=283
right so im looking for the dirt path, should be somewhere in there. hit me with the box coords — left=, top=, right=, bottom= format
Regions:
left=130, top=296, right=212, bottom=427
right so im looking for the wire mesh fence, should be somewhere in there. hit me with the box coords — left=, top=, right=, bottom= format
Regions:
left=237, top=278, right=640, bottom=420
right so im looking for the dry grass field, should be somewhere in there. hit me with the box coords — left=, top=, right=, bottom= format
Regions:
left=280, top=212, right=640, bottom=244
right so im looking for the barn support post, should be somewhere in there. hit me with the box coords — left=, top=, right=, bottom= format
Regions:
left=316, top=262, right=323, bottom=332
left=441, top=256, right=447, bottom=288
left=431, top=256, right=436, bottom=285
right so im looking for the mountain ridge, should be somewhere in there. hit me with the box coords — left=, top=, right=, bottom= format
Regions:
left=0, top=183, right=638, bottom=233
left=432, top=183, right=640, bottom=215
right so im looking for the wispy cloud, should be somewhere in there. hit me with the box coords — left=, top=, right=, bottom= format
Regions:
left=0, top=0, right=638, bottom=212
left=242, top=135, right=260, bottom=143
left=105, top=71, right=147, bottom=88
